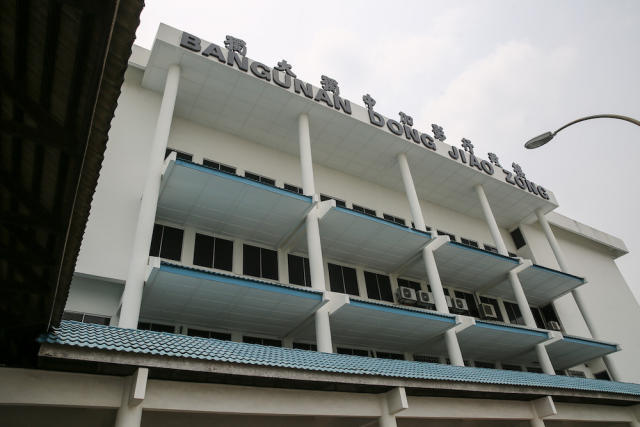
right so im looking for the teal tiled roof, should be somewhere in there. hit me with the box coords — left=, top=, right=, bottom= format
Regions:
left=41, top=320, right=640, bottom=397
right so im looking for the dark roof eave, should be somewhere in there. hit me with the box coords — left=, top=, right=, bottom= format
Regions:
left=48, top=0, right=145, bottom=330
left=38, top=343, right=640, bottom=406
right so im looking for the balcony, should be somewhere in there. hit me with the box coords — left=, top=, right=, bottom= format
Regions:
left=157, top=159, right=312, bottom=247
left=142, top=261, right=324, bottom=338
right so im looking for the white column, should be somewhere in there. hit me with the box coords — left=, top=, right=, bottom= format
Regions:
left=529, top=418, right=545, bottom=427
left=119, top=64, right=181, bottom=329
left=397, top=153, right=426, bottom=231
left=474, top=184, right=508, bottom=256
left=509, top=268, right=537, bottom=328
left=423, top=241, right=464, bottom=367
left=114, top=368, right=147, bottom=427
left=535, top=209, right=568, bottom=271
left=535, top=343, right=555, bottom=375
left=509, top=263, right=555, bottom=375
left=535, top=209, right=620, bottom=380
left=298, top=113, right=316, bottom=197
left=307, top=210, right=332, bottom=353
left=396, top=152, right=463, bottom=366
left=298, top=113, right=332, bottom=353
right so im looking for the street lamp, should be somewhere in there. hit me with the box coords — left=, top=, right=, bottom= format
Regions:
left=524, top=114, right=640, bottom=149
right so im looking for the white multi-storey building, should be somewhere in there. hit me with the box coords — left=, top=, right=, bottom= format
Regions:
left=7, top=23, right=640, bottom=427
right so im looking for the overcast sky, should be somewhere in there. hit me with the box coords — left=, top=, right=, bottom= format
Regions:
left=135, top=0, right=640, bottom=301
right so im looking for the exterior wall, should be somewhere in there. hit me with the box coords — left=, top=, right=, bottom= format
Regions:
left=521, top=221, right=640, bottom=383
left=67, top=46, right=639, bottom=381
left=65, top=275, right=122, bottom=319
left=75, top=67, right=162, bottom=281
left=1, top=368, right=638, bottom=426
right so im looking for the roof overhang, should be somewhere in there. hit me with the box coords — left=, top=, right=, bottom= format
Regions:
left=140, top=24, right=559, bottom=230
left=142, top=262, right=324, bottom=338
left=0, top=0, right=144, bottom=366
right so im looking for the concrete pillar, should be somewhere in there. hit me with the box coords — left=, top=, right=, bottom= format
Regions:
left=529, top=418, right=545, bottom=427
left=509, top=263, right=555, bottom=375
left=298, top=113, right=332, bottom=353
left=423, top=240, right=464, bottom=367
left=114, top=368, right=148, bottom=427
left=298, top=113, right=315, bottom=197
left=379, top=387, right=407, bottom=427
left=474, top=184, right=509, bottom=256
left=119, top=64, right=181, bottom=329
left=535, top=209, right=620, bottom=381
left=535, top=343, right=555, bottom=375
left=535, top=209, right=568, bottom=271
left=396, top=148, right=463, bottom=366
left=397, top=153, right=426, bottom=231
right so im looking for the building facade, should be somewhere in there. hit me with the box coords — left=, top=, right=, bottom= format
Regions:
left=4, top=23, right=640, bottom=426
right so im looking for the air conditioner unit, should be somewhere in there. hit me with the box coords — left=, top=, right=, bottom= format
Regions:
left=416, top=291, right=433, bottom=307
left=547, top=321, right=562, bottom=331
left=481, top=303, right=497, bottom=318
left=396, top=286, right=417, bottom=305
left=453, top=297, right=468, bottom=311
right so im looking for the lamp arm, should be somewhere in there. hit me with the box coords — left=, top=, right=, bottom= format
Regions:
left=553, top=114, right=640, bottom=136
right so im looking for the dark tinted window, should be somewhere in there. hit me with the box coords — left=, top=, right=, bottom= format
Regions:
left=160, top=226, right=184, bottom=261
left=138, top=322, right=174, bottom=333
left=243, top=244, right=278, bottom=280
left=193, top=233, right=233, bottom=271
left=510, top=227, right=526, bottom=249
left=437, top=230, right=456, bottom=242
left=531, top=306, right=546, bottom=329
left=337, top=347, right=369, bottom=357
left=149, top=224, right=184, bottom=261
left=413, top=354, right=440, bottom=363
left=397, top=278, right=421, bottom=291
left=376, top=351, right=404, bottom=360
left=243, top=244, right=261, bottom=277
left=193, top=234, right=215, bottom=268
left=284, top=183, right=303, bottom=194
left=503, top=301, right=525, bottom=325
left=475, top=361, right=495, bottom=369
left=460, top=238, right=479, bottom=248
left=479, top=296, right=504, bottom=322
left=82, top=314, right=110, bottom=325
left=149, top=224, right=163, bottom=257
left=187, top=328, right=231, bottom=341
left=203, top=159, right=236, bottom=174
left=243, top=336, right=281, bottom=347
left=383, top=213, right=406, bottom=226
left=214, top=238, right=233, bottom=271
left=527, top=366, right=543, bottom=373
left=364, top=271, right=393, bottom=302
left=288, top=254, right=311, bottom=287
left=484, top=244, right=498, bottom=253
left=165, top=148, right=193, bottom=161
left=245, top=171, right=275, bottom=186
left=454, top=290, right=479, bottom=317
left=541, top=303, right=560, bottom=326
left=62, top=311, right=84, bottom=322
left=320, top=194, right=346, bottom=208
left=502, top=364, right=522, bottom=371
left=293, top=342, right=317, bottom=351
left=261, top=248, right=278, bottom=279
left=328, top=263, right=359, bottom=296
left=352, top=204, right=376, bottom=216
left=594, top=370, right=611, bottom=380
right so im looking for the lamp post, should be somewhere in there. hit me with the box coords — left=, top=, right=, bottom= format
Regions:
left=524, top=114, right=640, bottom=149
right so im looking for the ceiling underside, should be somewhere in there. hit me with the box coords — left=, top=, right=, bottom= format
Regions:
left=0, top=0, right=143, bottom=366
